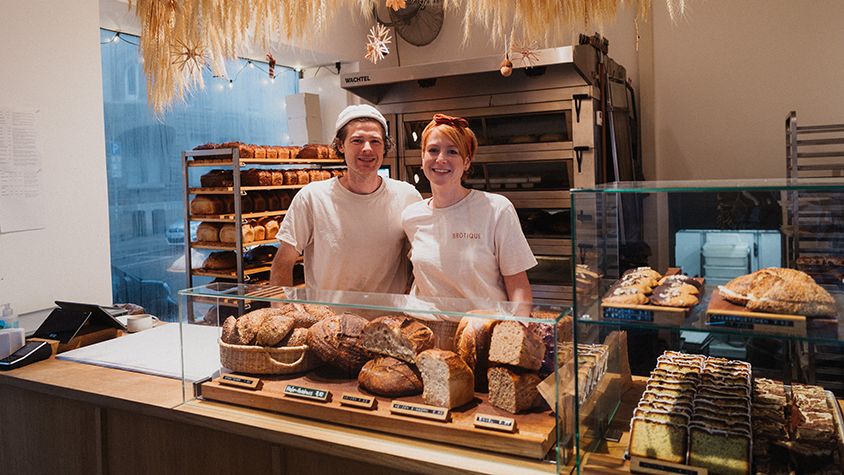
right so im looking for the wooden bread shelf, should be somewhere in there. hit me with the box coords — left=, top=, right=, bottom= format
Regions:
left=190, top=185, right=303, bottom=193
left=192, top=266, right=272, bottom=279
left=191, top=238, right=280, bottom=250
left=189, top=211, right=286, bottom=222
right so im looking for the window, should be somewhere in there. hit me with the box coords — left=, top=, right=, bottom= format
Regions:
left=100, top=29, right=298, bottom=320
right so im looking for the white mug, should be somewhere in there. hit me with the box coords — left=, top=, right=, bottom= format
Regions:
left=126, top=314, right=160, bottom=332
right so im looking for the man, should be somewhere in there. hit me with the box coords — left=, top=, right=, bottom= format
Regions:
left=269, top=104, right=422, bottom=293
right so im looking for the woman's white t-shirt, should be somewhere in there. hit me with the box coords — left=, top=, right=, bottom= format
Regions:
left=401, top=189, right=537, bottom=301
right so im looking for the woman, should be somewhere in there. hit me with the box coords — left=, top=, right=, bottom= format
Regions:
left=402, top=114, right=536, bottom=310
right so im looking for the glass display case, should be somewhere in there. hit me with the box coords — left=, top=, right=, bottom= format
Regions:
left=179, top=283, right=579, bottom=473
left=570, top=178, right=844, bottom=475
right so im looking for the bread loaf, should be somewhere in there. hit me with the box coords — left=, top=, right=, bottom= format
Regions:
left=297, top=144, right=329, bottom=159
left=251, top=193, right=267, bottom=212
left=296, top=169, right=310, bottom=185
left=190, top=195, right=226, bottom=215
left=488, top=320, right=546, bottom=371
left=200, top=169, right=233, bottom=187
left=358, top=356, right=424, bottom=397
left=307, top=313, right=372, bottom=374
left=219, top=141, right=254, bottom=158
left=221, top=316, right=238, bottom=343
left=194, top=142, right=218, bottom=150
left=219, top=223, right=254, bottom=244
left=487, top=366, right=542, bottom=413
left=454, top=316, right=498, bottom=391
left=259, top=216, right=280, bottom=238
left=417, top=349, right=475, bottom=409
left=256, top=314, right=295, bottom=346
left=283, top=171, right=297, bottom=185
left=360, top=316, right=434, bottom=364
left=264, top=192, right=280, bottom=211
left=242, top=169, right=273, bottom=186
left=250, top=220, right=266, bottom=241
left=244, top=245, right=276, bottom=267
left=202, top=251, right=237, bottom=270
left=234, top=311, right=264, bottom=345
left=278, top=327, right=309, bottom=347
left=196, top=222, right=222, bottom=242
left=276, top=191, right=292, bottom=209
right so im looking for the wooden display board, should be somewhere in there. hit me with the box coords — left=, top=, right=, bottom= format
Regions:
left=705, top=290, right=807, bottom=336
left=198, top=368, right=558, bottom=460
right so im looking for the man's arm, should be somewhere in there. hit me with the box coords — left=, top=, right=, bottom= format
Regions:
left=269, top=241, right=301, bottom=288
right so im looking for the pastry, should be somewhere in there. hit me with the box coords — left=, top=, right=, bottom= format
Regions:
left=358, top=356, right=424, bottom=397
left=602, top=287, right=649, bottom=305
left=416, top=349, right=475, bottom=409
left=360, top=316, right=434, bottom=364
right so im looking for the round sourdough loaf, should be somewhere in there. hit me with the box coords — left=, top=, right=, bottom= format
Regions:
left=358, top=356, right=423, bottom=397
left=360, top=315, right=434, bottom=364
left=307, top=312, right=372, bottom=374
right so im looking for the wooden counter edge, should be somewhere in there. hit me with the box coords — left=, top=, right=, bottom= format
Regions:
left=0, top=357, right=558, bottom=475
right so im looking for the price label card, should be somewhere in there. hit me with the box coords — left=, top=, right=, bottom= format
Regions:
left=630, top=456, right=707, bottom=475
left=219, top=374, right=262, bottom=390
left=389, top=400, right=449, bottom=422
left=473, top=413, right=516, bottom=432
left=339, top=393, right=376, bottom=409
left=283, top=384, right=330, bottom=402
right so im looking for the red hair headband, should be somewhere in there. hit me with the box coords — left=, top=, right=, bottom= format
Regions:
left=432, top=114, right=475, bottom=157
left=433, top=114, right=469, bottom=129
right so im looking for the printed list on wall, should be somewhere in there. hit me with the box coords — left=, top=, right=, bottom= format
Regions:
left=0, top=107, right=46, bottom=234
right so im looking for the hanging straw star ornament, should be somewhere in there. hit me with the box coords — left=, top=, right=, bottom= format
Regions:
left=510, top=38, right=541, bottom=69
left=386, top=0, right=406, bottom=10
left=365, top=24, right=391, bottom=64
left=171, top=38, right=209, bottom=77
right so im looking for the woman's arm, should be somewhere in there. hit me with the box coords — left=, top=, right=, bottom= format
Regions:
left=503, top=271, right=533, bottom=317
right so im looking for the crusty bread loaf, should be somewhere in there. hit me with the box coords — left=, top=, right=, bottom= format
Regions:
left=296, top=169, right=310, bottom=185
left=219, top=223, right=254, bottom=244
left=221, top=316, right=238, bottom=343
left=487, top=366, right=542, bottom=413
left=721, top=267, right=836, bottom=316
left=196, top=222, right=222, bottom=242
left=358, top=356, right=423, bottom=397
left=251, top=193, right=267, bottom=212
left=264, top=191, right=280, bottom=211
left=256, top=314, right=295, bottom=346
left=307, top=313, right=372, bottom=374
left=360, top=316, right=434, bottom=364
left=250, top=220, right=266, bottom=241
left=241, top=169, right=273, bottom=186
left=454, top=316, right=499, bottom=391
left=297, top=144, right=329, bottom=159
left=234, top=311, right=264, bottom=345
left=278, top=327, right=309, bottom=347
left=202, top=251, right=237, bottom=270
left=283, top=171, right=297, bottom=185
left=200, top=169, right=233, bottom=187
left=416, top=349, right=475, bottom=409
left=488, top=320, right=546, bottom=371
left=260, top=216, right=280, bottom=238
left=190, top=195, right=226, bottom=215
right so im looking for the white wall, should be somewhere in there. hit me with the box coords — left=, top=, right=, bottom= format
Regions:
left=644, top=0, right=844, bottom=181
left=0, top=0, right=112, bottom=314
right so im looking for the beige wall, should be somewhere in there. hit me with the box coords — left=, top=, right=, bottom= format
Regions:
left=644, top=0, right=844, bottom=181
left=0, top=0, right=112, bottom=314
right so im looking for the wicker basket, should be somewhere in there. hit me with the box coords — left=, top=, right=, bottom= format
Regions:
left=218, top=337, right=322, bottom=375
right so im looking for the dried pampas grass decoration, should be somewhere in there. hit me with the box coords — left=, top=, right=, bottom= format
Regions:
left=129, top=0, right=683, bottom=116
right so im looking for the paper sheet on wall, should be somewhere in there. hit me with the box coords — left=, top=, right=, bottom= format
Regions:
left=0, top=107, right=46, bottom=233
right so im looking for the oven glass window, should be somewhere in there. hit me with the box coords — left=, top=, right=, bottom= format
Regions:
left=517, top=208, right=571, bottom=238
left=484, top=161, right=571, bottom=191
left=403, top=111, right=571, bottom=150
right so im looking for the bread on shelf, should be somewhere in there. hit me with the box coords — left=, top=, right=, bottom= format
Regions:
left=307, top=312, right=373, bottom=375
left=196, top=222, right=222, bottom=242
left=454, top=316, right=499, bottom=391
left=487, top=366, right=542, bottom=414
left=488, top=320, right=546, bottom=372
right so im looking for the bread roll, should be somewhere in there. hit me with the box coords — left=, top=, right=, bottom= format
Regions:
left=417, top=349, right=475, bottom=409
left=307, top=313, right=372, bottom=374
left=221, top=316, right=238, bottom=344
left=358, top=356, right=424, bottom=397
left=190, top=195, right=225, bottom=215
left=454, top=316, right=499, bottom=391
left=488, top=320, right=546, bottom=371
left=255, top=314, right=295, bottom=346
left=360, top=316, right=434, bottom=364
left=487, top=366, right=542, bottom=413
left=196, top=222, right=222, bottom=242
left=278, top=327, right=309, bottom=347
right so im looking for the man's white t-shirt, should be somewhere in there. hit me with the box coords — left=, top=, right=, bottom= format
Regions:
left=276, top=177, right=422, bottom=293
left=401, top=189, right=537, bottom=302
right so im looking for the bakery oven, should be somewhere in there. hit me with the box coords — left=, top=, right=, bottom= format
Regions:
left=342, top=45, right=634, bottom=305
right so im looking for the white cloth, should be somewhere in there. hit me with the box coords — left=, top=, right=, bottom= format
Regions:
left=276, top=177, right=422, bottom=293
left=402, top=189, right=537, bottom=302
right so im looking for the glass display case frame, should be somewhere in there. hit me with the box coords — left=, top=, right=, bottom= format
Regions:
left=570, top=178, right=844, bottom=474
left=178, top=283, right=577, bottom=473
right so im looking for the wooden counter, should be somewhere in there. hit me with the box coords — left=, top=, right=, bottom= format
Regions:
left=0, top=357, right=561, bottom=475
